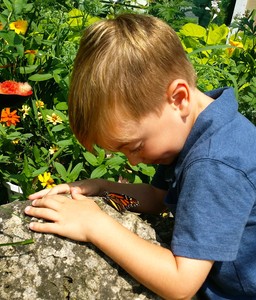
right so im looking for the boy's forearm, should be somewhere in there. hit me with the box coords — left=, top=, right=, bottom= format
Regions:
left=88, top=213, right=210, bottom=300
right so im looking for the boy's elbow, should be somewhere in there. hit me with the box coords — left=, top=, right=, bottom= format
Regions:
left=162, top=283, right=198, bottom=300
left=164, top=292, right=196, bottom=300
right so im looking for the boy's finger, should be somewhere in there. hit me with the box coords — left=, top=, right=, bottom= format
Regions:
left=71, top=189, right=89, bottom=201
left=29, top=221, right=59, bottom=234
left=28, top=189, right=50, bottom=200
left=24, top=206, right=59, bottom=221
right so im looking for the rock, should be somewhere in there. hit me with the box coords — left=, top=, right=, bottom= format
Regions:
left=0, top=198, right=174, bottom=300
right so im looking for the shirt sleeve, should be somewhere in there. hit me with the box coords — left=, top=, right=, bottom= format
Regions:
left=171, top=159, right=255, bottom=261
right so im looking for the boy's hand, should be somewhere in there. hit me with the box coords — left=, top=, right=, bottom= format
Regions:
left=28, top=179, right=105, bottom=200
left=24, top=190, right=105, bottom=242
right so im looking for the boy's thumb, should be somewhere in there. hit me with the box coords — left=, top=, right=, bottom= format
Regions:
left=70, top=188, right=83, bottom=200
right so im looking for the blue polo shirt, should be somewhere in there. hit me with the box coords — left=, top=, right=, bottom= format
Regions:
left=151, top=87, right=256, bottom=299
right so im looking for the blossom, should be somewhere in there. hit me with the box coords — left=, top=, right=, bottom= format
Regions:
left=37, top=112, right=43, bottom=120
left=19, top=104, right=31, bottom=118
left=47, top=113, right=63, bottom=125
left=0, top=81, right=33, bottom=96
left=0, top=22, right=3, bottom=30
left=9, top=20, right=28, bottom=35
left=25, top=49, right=38, bottom=55
left=1, top=108, right=20, bottom=126
left=227, top=40, right=244, bottom=56
left=49, top=145, right=59, bottom=155
left=38, top=172, right=56, bottom=188
left=35, top=100, right=45, bottom=108
left=12, top=138, right=20, bottom=144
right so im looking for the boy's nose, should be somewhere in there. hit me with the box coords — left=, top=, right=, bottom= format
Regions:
left=127, top=155, right=142, bottom=166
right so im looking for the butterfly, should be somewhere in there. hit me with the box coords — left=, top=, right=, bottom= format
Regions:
left=103, top=192, right=140, bottom=213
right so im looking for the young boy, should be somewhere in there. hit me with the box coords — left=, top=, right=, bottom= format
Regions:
left=25, top=14, right=256, bottom=299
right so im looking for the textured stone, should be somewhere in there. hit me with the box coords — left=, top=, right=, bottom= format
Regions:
left=0, top=198, right=173, bottom=300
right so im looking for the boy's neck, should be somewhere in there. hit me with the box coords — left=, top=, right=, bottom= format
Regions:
left=192, top=88, right=214, bottom=122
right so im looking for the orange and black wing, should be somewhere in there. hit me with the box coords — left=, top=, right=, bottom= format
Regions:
left=103, top=192, right=139, bottom=213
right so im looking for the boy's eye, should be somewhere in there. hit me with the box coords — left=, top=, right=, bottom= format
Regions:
left=130, top=144, right=143, bottom=154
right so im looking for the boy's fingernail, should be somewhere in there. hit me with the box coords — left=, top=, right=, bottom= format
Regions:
left=24, top=206, right=31, bottom=213
left=71, top=188, right=78, bottom=194
left=29, top=222, right=34, bottom=229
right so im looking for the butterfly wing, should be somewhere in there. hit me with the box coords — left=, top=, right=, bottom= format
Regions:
left=103, top=192, right=139, bottom=213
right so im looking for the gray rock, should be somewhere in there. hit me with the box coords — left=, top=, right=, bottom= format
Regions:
left=0, top=199, right=173, bottom=300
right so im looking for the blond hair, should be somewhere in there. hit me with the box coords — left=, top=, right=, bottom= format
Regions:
left=68, top=13, right=196, bottom=151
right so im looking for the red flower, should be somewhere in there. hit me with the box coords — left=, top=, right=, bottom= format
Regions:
left=0, top=81, right=33, bottom=96
left=1, top=108, right=20, bottom=126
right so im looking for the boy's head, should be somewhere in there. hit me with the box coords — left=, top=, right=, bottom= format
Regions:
left=68, top=13, right=196, bottom=151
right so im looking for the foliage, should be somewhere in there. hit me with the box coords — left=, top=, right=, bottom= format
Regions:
left=0, top=0, right=155, bottom=202
left=0, top=1, right=255, bottom=202
left=192, top=0, right=236, bottom=27
left=178, top=10, right=256, bottom=123
left=147, top=0, right=195, bottom=30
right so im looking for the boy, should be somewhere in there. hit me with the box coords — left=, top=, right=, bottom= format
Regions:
left=25, top=14, right=256, bottom=299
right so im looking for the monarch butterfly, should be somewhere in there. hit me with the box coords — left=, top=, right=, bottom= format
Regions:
left=103, top=192, right=139, bottom=213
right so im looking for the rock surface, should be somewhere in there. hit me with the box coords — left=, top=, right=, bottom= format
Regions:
left=0, top=198, right=173, bottom=300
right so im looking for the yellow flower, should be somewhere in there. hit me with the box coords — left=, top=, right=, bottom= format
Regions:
left=9, top=20, right=28, bottom=35
left=47, top=113, right=63, bottom=125
left=227, top=40, right=244, bottom=56
left=38, top=172, right=56, bottom=189
left=49, top=145, right=59, bottom=155
left=19, top=104, right=30, bottom=118
left=12, top=138, right=20, bottom=145
left=37, top=112, right=43, bottom=120
left=35, top=100, right=44, bottom=108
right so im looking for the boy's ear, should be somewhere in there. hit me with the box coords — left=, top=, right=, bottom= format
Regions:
left=166, top=79, right=191, bottom=117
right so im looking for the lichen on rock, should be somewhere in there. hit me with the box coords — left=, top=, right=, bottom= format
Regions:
left=0, top=199, right=173, bottom=300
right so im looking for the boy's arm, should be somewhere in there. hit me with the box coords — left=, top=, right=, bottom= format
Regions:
left=25, top=192, right=213, bottom=300
left=90, top=210, right=213, bottom=300
left=29, top=179, right=167, bottom=214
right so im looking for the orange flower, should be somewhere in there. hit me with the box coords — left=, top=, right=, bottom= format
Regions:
left=1, top=108, right=20, bottom=126
left=0, top=22, right=3, bottom=30
left=9, top=20, right=28, bottom=35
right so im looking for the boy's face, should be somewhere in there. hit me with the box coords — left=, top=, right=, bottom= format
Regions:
left=106, top=100, right=192, bottom=166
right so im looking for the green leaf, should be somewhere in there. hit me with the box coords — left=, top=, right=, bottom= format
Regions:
left=180, top=23, right=206, bottom=38
left=3, top=0, right=13, bottom=12
left=54, top=162, right=67, bottom=180
left=18, top=65, right=38, bottom=74
left=32, top=167, right=48, bottom=177
left=139, top=164, right=156, bottom=177
left=90, top=165, right=107, bottom=179
left=51, top=124, right=65, bottom=132
left=0, top=31, right=22, bottom=46
left=83, top=151, right=99, bottom=166
left=68, top=163, right=83, bottom=182
left=57, top=139, right=73, bottom=147
left=28, top=73, right=53, bottom=81
left=0, top=239, right=34, bottom=247
left=206, top=24, right=229, bottom=45
left=22, top=154, right=32, bottom=177
left=13, top=0, right=26, bottom=15
left=55, top=102, right=68, bottom=110
left=105, top=156, right=125, bottom=167
left=33, top=145, right=41, bottom=164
